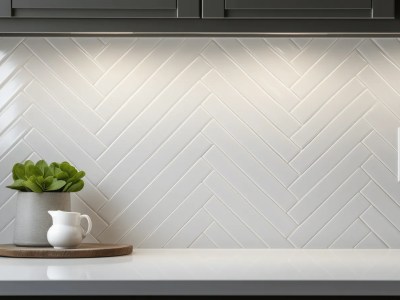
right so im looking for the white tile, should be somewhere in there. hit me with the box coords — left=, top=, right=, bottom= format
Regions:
left=72, top=37, right=106, bottom=58
left=373, top=39, right=400, bottom=69
left=330, top=219, right=370, bottom=249
left=202, top=70, right=300, bottom=161
left=0, top=92, right=31, bottom=135
left=94, top=38, right=135, bottom=69
left=98, top=134, right=212, bottom=225
left=292, top=52, right=368, bottom=124
left=289, top=169, right=370, bottom=247
left=25, top=81, right=106, bottom=159
left=95, top=38, right=183, bottom=119
left=23, top=129, right=65, bottom=163
left=1, top=37, right=400, bottom=248
left=98, top=106, right=211, bottom=198
left=23, top=106, right=106, bottom=184
left=358, top=39, right=400, bottom=96
left=0, top=194, right=17, bottom=233
left=47, top=38, right=103, bottom=83
left=362, top=156, right=400, bottom=206
left=365, top=103, right=400, bottom=148
left=0, top=37, right=23, bottom=63
left=202, top=42, right=301, bottom=136
left=204, top=223, right=241, bottom=248
left=360, top=207, right=400, bottom=248
left=0, top=69, right=31, bottom=111
left=290, top=91, right=375, bottom=173
left=204, top=147, right=297, bottom=234
left=0, top=44, right=31, bottom=84
left=203, top=120, right=297, bottom=210
left=122, top=180, right=212, bottom=246
left=190, top=234, right=218, bottom=248
left=291, top=39, right=336, bottom=74
left=204, top=197, right=266, bottom=248
left=305, top=194, right=369, bottom=248
left=24, top=57, right=104, bottom=133
left=0, top=119, right=30, bottom=158
left=165, top=209, right=213, bottom=248
left=0, top=219, right=14, bottom=244
left=24, top=38, right=103, bottom=108
left=239, top=38, right=300, bottom=86
left=290, top=38, right=311, bottom=49
left=95, top=38, right=160, bottom=95
left=358, top=66, right=400, bottom=119
left=215, top=38, right=300, bottom=110
left=361, top=182, right=400, bottom=231
left=140, top=182, right=213, bottom=248
left=363, top=131, right=397, bottom=176
left=291, top=39, right=361, bottom=98
left=289, top=144, right=371, bottom=224
left=265, top=38, right=301, bottom=61
left=355, top=232, right=387, bottom=249
left=0, top=140, right=31, bottom=182
left=202, top=95, right=298, bottom=187
left=291, top=78, right=366, bottom=148
left=290, top=119, right=372, bottom=199
left=204, top=172, right=294, bottom=246
left=97, top=56, right=211, bottom=160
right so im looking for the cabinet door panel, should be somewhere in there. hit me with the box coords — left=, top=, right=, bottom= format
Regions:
left=11, top=0, right=200, bottom=18
left=204, top=0, right=395, bottom=20
left=0, top=0, right=12, bottom=17
left=225, top=0, right=372, bottom=10
left=12, top=0, right=177, bottom=10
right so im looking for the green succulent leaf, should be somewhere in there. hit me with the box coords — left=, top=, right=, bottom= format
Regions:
left=44, top=176, right=54, bottom=188
left=24, top=160, right=34, bottom=167
left=44, top=166, right=53, bottom=178
left=35, top=160, right=48, bottom=174
left=12, top=163, right=26, bottom=180
left=26, top=165, right=42, bottom=178
left=55, top=171, right=68, bottom=180
left=60, top=162, right=77, bottom=177
left=67, top=171, right=85, bottom=184
left=35, top=175, right=44, bottom=187
left=62, top=182, right=72, bottom=192
left=7, top=160, right=85, bottom=193
left=46, top=179, right=66, bottom=191
left=6, top=179, right=27, bottom=191
left=66, top=180, right=84, bottom=192
left=22, top=179, right=43, bottom=193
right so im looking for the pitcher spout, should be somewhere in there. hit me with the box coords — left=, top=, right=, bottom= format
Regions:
left=48, top=210, right=58, bottom=219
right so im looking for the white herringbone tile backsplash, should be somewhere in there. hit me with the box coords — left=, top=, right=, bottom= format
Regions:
left=0, top=37, right=399, bottom=248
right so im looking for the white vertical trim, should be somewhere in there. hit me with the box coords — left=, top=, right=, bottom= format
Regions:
left=398, top=128, right=400, bottom=182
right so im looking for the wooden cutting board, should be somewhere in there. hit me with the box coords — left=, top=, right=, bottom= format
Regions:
left=0, top=243, right=133, bottom=258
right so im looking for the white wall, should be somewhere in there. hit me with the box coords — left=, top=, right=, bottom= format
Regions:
left=0, top=37, right=399, bottom=248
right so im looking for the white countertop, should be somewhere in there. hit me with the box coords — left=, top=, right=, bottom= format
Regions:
left=2, top=249, right=400, bottom=295
left=1, top=249, right=400, bottom=281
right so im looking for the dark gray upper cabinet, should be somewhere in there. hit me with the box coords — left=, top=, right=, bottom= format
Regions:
left=0, top=0, right=399, bottom=35
left=202, top=0, right=395, bottom=19
left=8, top=0, right=200, bottom=18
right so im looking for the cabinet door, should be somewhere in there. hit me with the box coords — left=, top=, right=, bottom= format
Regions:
left=11, top=0, right=200, bottom=18
left=203, top=0, right=395, bottom=19
left=0, top=0, right=11, bottom=17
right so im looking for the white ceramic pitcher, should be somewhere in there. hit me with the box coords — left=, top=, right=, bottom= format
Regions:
left=47, top=210, right=92, bottom=249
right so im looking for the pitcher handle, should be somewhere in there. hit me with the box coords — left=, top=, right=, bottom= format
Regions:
left=80, top=214, right=92, bottom=238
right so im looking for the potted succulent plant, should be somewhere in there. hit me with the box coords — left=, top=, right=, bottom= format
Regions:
left=6, top=160, right=85, bottom=247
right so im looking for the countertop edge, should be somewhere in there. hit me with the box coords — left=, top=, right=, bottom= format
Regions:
left=1, top=280, right=400, bottom=295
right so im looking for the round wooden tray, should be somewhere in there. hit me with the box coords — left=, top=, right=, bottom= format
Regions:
left=0, top=243, right=133, bottom=258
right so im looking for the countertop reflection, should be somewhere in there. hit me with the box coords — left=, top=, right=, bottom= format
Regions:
left=0, top=249, right=399, bottom=281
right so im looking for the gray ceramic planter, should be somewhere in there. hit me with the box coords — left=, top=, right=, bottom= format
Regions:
left=14, top=192, right=71, bottom=247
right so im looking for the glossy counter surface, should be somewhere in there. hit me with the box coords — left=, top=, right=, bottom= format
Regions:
left=1, top=249, right=400, bottom=295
